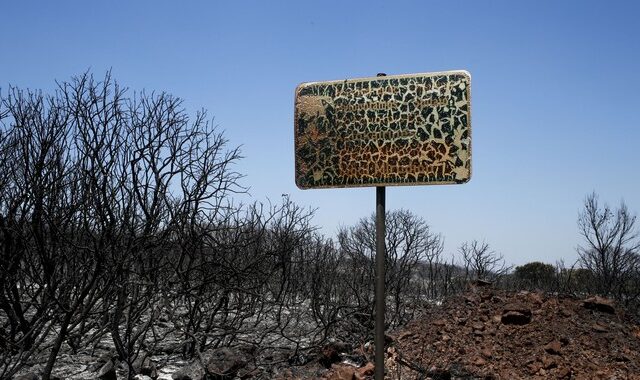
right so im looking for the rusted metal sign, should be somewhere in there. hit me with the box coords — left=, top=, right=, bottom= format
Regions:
left=294, top=71, right=471, bottom=189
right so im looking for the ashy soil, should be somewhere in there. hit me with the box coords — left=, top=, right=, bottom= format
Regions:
left=12, top=285, right=640, bottom=379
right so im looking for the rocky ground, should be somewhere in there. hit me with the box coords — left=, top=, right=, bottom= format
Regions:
left=323, top=284, right=640, bottom=380
left=12, top=285, right=640, bottom=379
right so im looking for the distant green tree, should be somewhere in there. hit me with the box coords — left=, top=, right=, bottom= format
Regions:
left=514, top=261, right=556, bottom=290
left=571, top=268, right=596, bottom=293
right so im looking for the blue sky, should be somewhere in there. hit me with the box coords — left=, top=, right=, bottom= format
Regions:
left=2, top=1, right=639, bottom=266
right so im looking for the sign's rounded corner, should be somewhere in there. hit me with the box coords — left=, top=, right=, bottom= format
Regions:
left=294, top=81, right=312, bottom=97
left=458, top=70, right=471, bottom=81
left=294, top=180, right=309, bottom=190
left=460, top=170, right=472, bottom=184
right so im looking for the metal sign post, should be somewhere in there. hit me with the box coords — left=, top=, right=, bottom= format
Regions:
left=294, top=70, right=471, bottom=379
left=374, top=72, right=386, bottom=380
left=375, top=185, right=385, bottom=380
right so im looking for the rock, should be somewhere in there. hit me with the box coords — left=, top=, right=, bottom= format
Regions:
left=172, top=362, right=204, bottom=380
left=134, top=355, right=158, bottom=378
left=205, top=347, right=248, bottom=379
left=529, top=293, right=543, bottom=305
left=327, top=364, right=356, bottom=380
left=557, top=367, right=572, bottom=379
left=480, top=292, right=494, bottom=302
left=592, top=323, right=609, bottom=333
left=133, top=376, right=153, bottom=380
left=91, top=351, right=117, bottom=372
left=356, top=362, right=375, bottom=377
left=544, top=340, right=562, bottom=355
left=527, top=361, right=542, bottom=375
left=432, top=319, right=447, bottom=326
left=398, top=331, right=414, bottom=340
left=320, top=344, right=342, bottom=368
left=501, top=304, right=532, bottom=325
left=498, top=369, right=518, bottom=379
left=13, top=373, right=39, bottom=380
left=559, top=308, right=574, bottom=317
left=384, top=333, right=395, bottom=345
left=615, top=353, right=631, bottom=362
left=473, top=279, right=493, bottom=287
left=97, top=359, right=117, bottom=380
left=327, top=340, right=352, bottom=353
left=503, top=303, right=531, bottom=313
left=541, top=355, right=558, bottom=369
left=171, top=371, right=193, bottom=380
left=343, top=351, right=367, bottom=367
left=425, top=367, right=455, bottom=380
left=582, top=296, right=615, bottom=314
left=449, top=363, right=475, bottom=378
left=471, top=322, right=484, bottom=331
left=473, top=356, right=486, bottom=366
left=464, top=295, right=479, bottom=304
left=237, top=366, right=261, bottom=379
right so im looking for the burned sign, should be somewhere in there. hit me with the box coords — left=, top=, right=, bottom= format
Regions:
left=294, top=71, right=471, bottom=189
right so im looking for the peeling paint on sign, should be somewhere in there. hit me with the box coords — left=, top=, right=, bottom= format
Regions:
left=294, top=71, right=471, bottom=189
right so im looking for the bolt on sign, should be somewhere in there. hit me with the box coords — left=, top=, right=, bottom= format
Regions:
left=294, top=71, right=471, bottom=189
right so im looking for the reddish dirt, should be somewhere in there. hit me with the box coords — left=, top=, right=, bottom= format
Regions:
left=321, top=285, right=640, bottom=380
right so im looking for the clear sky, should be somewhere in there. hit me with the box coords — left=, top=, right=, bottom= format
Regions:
left=2, top=1, right=639, bottom=266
